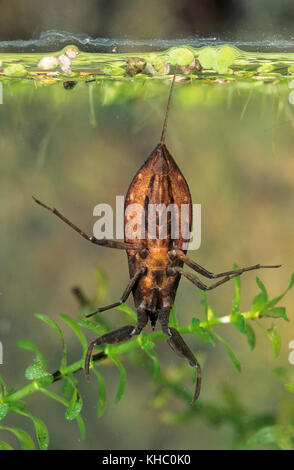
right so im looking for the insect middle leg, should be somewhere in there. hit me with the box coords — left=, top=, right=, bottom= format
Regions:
left=169, top=249, right=281, bottom=280
left=158, top=307, right=201, bottom=404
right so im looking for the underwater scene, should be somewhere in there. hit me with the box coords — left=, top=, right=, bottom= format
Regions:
left=1, top=4, right=294, bottom=452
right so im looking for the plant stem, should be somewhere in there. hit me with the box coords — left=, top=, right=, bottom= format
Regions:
left=6, top=311, right=256, bottom=403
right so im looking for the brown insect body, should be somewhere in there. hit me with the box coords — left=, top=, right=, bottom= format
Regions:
left=125, top=142, right=192, bottom=329
left=33, top=75, right=280, bottom=405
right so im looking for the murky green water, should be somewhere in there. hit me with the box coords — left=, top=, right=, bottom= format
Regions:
left=0, top=42, right=294, bottom=449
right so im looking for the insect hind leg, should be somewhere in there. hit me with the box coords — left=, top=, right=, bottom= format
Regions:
left=167, top=327, right=202, bottom=405
left=158, top=306, right=172, bottom=336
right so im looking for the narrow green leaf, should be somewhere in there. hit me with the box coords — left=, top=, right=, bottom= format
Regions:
left=200, top=291, right=218, bottom=322
left=40, top=388, right=68, bottom=407
left=260, top=307, right=289, bottom=322
left=77, top=318, right=106, bottom=334
left=40, top=389, right=85, bottom=440
left=28, top=415, right=49, bottom=451
left=0, top=441, right=13, bottom=450
left=256, top=277, right=267, bottom=294
left=62, top=375, right=76, bottom=398
left=9, top=404, right=49, bottom=450
left=213, top=332, right=241, bottom=372
left=250, top=289, right=268, bottom=315
left=60, top=314, right=88, bottom=355
left=169, top=305, right=178, bottom=328
left=17, top=340, right=46, bottom=370
left=231, top=263, right=241, bottom=314
left=116, top=304, right=137, bottom=321
left=65, top=389, right=83, bottom=420
left=191, top=318, right=215, bottom=344
left=8, top=400, right=27, bottom=413
left=76, top=415, right=86, bottom=440
left=34, top=314, right=67, bottom=370
left=17, top=340, right=41, bottom=357
left=92, top=367, right=107, bottom=417
left=267, top=272, right=294, bottom=308
left=145, top=348, right=161, bottom=378
left=264, top=325, right=281, bottom=359
left=230, top=312, right=246, bottom=334
left=0, top=403, right=9, bottom=420
left=207, top=306, right=217, bottom=322
left=138, top=333, right=161, bottom=376
left=245, top=323, right=256, bottom=350
left=0, top=375, right=6, bottom=397
left=110, top=355, right=126, bottom=404
left=0, top=425, right=36, bottom=450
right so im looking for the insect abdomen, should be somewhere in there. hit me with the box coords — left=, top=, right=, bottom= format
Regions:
left=125, top=143, right=192, bottom=251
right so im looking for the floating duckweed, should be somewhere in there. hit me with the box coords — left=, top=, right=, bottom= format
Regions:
left=167, top=47, right=195, bottom=66
left=4, top=64, right=28, bottom=77
left=198, top=47, right=218, bottom=70
left=216, top=46, right=236, bottom=73
left=198, top=46, right=236, bottom=74
left=1, top=46, right=294, bottom=84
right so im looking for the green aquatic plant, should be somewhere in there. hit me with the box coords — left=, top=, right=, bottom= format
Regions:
left=0, top=269, right=293, bottom=450
left=1, top=44, right=294, bottom=85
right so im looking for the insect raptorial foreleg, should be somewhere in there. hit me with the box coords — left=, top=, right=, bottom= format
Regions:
left=158, top=306, right=172, bottom=336
left=85, top=324, right=143, bottom=377
left=169, top=249, right=281, bottom=280
left=157, top=307, right=201, bottom=404
left=167, top=327, right=201, bottom=405
left=86, top=267, right=147, bottom=318
left=32, top=196, right=144, bottom=251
